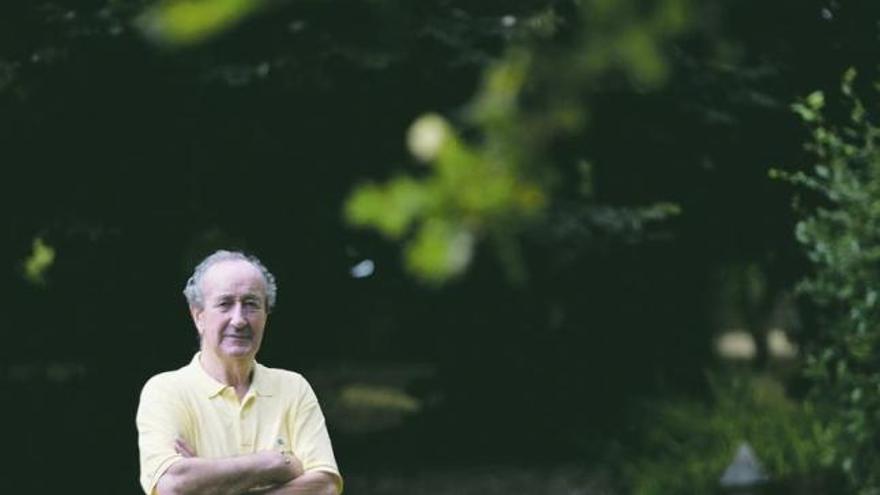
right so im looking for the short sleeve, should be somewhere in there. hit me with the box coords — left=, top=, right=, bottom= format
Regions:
left=289, top=379, right=343, bottom=494
left=136, top=376, right=187, bottom=495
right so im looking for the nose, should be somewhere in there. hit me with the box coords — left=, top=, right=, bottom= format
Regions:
left=230, top=303, right=248, bottom=328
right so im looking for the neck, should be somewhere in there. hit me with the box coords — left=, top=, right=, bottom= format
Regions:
left=199, top=351, right=254, bottom=393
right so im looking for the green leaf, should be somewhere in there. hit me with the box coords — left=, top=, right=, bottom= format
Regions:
left=792, top=102, right=817, bottom=123
left=136, top=0, right=264, bottom=46
left=806, top=91, right=825, bottom=111
left=618, top=27, right=667, bottom=87
left=345, top=178, right=430, bottom=239
left=404, top=219, right=474, bottom=283
left=23, top=237, right=55, bottom=286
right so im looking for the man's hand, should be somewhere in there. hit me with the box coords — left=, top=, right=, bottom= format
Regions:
left=255, top=449, right=305, bottom=483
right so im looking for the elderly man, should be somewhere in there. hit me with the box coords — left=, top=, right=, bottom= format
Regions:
left=136, top=250, right=342, bottom=495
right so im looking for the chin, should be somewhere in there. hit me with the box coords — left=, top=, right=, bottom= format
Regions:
left=222, top=346, right=256, bottom=358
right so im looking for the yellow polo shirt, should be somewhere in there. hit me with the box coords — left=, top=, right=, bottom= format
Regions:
left=136, top=353, right=342, bottom=495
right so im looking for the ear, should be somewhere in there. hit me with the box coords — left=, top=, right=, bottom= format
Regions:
left=190, top=305, right=204, bottom=335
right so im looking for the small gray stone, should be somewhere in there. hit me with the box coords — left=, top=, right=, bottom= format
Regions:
left=720, top=442, right=768, bottom=488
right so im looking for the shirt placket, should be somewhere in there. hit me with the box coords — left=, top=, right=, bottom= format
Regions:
left=238, top=392, right=257, bottom=453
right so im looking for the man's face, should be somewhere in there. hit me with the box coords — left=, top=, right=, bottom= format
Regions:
left=190, top=259, right=269, bottom=363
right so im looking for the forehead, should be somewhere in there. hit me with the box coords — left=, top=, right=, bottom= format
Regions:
left=200, top=260, right=267, bottom=298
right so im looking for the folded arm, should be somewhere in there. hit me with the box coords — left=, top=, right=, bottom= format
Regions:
left=155, top=440, right=302, bottom=495
left=247, top=471, right=339, bottom=495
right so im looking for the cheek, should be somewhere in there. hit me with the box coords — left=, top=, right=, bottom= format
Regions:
left=198, top=311, right=216, bottom=330
left=252, top=317, right=267, bottom=334
left=200, top=315, right=222, bottom=335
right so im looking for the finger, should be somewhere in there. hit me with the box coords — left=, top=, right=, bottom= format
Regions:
left=284, top=451, right=305, bottom=477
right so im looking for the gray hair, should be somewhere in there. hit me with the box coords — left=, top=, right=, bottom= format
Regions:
left=183, top=250, right=278, bottom=312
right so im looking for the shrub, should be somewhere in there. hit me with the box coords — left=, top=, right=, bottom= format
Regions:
left=625, top=373, right=830, bottom=495
left=779, top=68, right=880, bottom=493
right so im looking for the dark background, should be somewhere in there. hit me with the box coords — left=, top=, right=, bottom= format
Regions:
left=4, top=0, right=879, bottom=492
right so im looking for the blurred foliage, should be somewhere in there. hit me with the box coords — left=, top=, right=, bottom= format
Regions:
left=22, top=237, right=55, bottom=286
left=624, top=373, right=830, bottom=495
left=776, top=68, right=880, bottom=493
left=345, top=0, right=690, bottom=283
left=136, top=0, right=266, bottom=46
left=339, top=383, right=421, bottom=413
left=345, top=105, right=546, bottom=282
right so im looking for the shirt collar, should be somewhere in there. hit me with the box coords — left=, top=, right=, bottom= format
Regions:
left=188, top=352, right=276, bottom=398
left=250, top=361, right=276, bottom=397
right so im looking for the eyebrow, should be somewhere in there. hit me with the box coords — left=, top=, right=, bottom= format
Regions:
left=213, top=293, right=262, bottom=301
